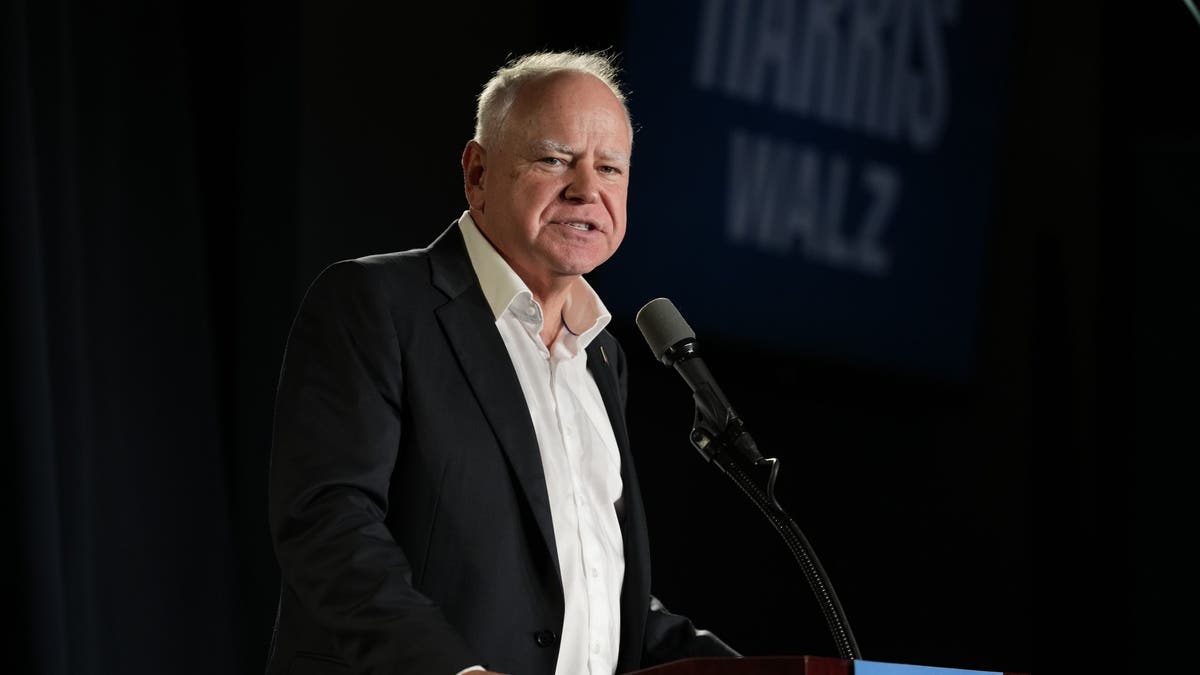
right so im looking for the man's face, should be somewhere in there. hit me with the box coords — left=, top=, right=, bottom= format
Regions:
left=465, top=71, right=631, bottom=292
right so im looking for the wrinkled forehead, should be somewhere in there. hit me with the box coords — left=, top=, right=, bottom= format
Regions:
left=504, top=72, right=634, bottom=147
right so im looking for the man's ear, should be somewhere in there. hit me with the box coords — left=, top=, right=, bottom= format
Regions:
left=462, top=140, right=487, bottom=211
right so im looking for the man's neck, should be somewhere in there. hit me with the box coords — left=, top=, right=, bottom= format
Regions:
left=530, top=283, right=572, bottom=348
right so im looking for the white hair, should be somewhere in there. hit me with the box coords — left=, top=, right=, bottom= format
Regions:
left=473, top=49, right=632, bottom=147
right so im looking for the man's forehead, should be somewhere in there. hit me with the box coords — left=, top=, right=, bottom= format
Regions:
left=505, top=74, right=632, bottom=139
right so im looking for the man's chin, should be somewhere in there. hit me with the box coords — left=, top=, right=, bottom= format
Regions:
left=546, top=252, right=613, bottom=278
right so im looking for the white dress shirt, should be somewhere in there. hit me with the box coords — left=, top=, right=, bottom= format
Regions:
left=456, top=211, right=625, bottom=675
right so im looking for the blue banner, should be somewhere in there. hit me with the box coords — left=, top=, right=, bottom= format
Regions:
left=595, top=0, right=1016, bottom=379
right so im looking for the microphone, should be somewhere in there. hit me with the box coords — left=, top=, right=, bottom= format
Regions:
left=635, top=297, right=761, bottom=463
left=635, top=298, right=864, bottom=661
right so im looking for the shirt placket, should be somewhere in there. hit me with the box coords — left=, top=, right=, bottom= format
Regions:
left=554, top=355, right=613, bottom=674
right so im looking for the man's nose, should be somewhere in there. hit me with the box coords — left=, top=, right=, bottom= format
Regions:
left=562, top=168, right=600, bottom=203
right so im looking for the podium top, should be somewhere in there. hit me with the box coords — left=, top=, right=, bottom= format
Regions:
left=630, top=656, right=849, bottom=675
left=628, top=656, right=1027, bottom=675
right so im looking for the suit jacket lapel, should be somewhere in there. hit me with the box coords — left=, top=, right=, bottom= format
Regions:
left=586, top=338, right=631, bottom=517
left=428, top=223, right=561, bottom=579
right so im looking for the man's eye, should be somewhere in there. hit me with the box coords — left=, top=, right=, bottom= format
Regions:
left=540, top=157, right=564, bottom=166
left=599, top=165, right=621, bottom=175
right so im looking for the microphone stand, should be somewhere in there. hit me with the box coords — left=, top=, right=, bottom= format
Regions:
left=687, top=408, right=863, bottom=662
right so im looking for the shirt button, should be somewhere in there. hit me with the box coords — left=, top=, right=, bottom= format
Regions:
left=590, top=567, right=599, bottom=578
left=592, top=642, right=601, bottom=654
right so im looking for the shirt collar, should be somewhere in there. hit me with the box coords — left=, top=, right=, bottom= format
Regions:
left=458, top=211, right=611, bottom=344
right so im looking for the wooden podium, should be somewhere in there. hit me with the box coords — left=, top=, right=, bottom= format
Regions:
left=629, top=656, right=1028, bottom=675
left=631, top=656, right=850, bottom=674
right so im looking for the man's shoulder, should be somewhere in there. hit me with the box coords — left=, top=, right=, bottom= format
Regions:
left=304, top=221, right=470, bottom=309
left=312, top=247, right=432, bottom=291
left=351, top=247, right=431, bottom=273
left=318, top=220, right=463, bottom=281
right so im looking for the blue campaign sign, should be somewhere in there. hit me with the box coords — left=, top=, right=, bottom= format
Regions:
left=856, top=661, right=1000, bottom=675
left=592, top=0, right=1017, bottom=379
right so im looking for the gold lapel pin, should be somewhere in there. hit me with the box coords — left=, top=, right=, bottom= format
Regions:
left=600, top=345, right=608, bottom=365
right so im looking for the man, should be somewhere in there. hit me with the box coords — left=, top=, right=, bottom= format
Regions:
left=266, top=50, right=737, bottom=675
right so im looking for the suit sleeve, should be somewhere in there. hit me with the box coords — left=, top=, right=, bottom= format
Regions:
left=642, top=595, right=741, bottom=666
left=268, top=260, right=477, bottom=673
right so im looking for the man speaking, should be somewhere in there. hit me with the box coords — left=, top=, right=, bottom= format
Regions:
left=265, top=50, right=737, bottom=675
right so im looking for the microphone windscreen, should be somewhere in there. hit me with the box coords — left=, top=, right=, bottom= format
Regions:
left=636, top=297, right=696, bottom=362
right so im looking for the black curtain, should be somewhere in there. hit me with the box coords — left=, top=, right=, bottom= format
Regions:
left=4, top=1, right=297, bottom=672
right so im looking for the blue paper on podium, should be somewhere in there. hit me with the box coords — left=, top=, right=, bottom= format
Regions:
left=856, top=661, right=999, bottom=675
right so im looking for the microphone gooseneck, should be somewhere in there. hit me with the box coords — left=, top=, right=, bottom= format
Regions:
left=635, top=297, right=863, bottom=662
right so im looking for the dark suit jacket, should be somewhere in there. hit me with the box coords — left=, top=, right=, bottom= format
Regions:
left=266, top=222, right=735, bottom=675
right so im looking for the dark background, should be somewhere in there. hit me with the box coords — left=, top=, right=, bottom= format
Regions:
left=6, top=1, right=1196, bottom=674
